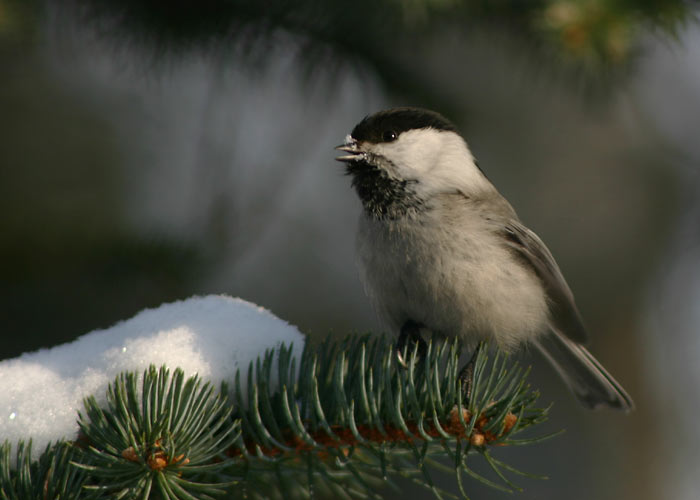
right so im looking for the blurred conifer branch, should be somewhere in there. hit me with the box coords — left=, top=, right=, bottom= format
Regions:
left=0, top=336, right=556, bottom=499
left=58, top=0, right=699, bottom=88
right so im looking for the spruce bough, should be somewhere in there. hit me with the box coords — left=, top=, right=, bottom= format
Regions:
left=1, top=336, right=557, bottom=499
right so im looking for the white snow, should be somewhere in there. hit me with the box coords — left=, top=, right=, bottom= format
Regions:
left=0, top=295, right=305, bottom=459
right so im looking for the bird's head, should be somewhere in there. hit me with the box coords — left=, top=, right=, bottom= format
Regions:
left=336, top=107, right=491, bottom=218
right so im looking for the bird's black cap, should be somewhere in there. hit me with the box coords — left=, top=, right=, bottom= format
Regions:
left=351, top=107, right=457, bottom=144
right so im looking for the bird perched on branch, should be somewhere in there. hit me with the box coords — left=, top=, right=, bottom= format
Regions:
left=336, top=107, right=633, bottom=411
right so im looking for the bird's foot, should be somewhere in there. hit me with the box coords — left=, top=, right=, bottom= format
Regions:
left=396, top=320, right=427, bottom=368
left=458, top=341, right=485, bottom=405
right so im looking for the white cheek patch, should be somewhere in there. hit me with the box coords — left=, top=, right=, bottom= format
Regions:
left=369, top=129, right=442, bottom=178
left=368, top=129, right=490, bottom=196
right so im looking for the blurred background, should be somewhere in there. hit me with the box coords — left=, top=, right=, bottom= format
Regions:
left=2, top=0, right=699, bottom=498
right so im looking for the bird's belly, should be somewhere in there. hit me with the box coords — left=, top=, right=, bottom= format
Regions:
left=357, top=218, right=549, bottom=350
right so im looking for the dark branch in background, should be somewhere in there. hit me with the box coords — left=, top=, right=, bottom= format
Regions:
left=1, top=337, right=556, bottom=499
left=58, top=0, right=699, bottom=105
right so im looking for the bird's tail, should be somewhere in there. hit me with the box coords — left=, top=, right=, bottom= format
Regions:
left=533, top=330, right=634, bottom=411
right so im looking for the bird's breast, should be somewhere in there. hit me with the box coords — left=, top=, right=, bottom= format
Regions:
left=356, top=208, right=549, bottom=350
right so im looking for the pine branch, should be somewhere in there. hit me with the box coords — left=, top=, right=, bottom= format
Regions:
left=55, top=0, right=700, bottom=91
left=1, top=336, right=556, bottom=499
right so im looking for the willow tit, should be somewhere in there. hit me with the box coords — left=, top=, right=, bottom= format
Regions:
left=336, top=107, right=633, bottom=411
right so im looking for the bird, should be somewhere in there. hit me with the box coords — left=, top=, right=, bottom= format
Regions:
left=335, top=106, right=633, bottom=411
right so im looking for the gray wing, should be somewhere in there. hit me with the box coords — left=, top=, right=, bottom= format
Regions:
left=501, top=221, right=588, bottom=343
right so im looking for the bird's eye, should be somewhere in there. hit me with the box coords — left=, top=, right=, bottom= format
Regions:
left=382, top=130, right=398, bottom=142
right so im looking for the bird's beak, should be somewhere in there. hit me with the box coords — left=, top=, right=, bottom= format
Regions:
left=335, top=137, right=364, bottom=162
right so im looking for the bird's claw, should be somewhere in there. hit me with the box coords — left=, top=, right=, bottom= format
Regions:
left=458, top=341, right=484, bottom=405
left=396, top=320, right=427, bottom=367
